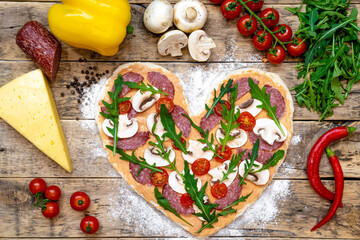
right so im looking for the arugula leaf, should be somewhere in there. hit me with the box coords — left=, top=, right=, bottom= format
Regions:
left=205, top=79, right=234, bottom=118
left=196, top=208, right=236, bottom=233
left=154, top=188, right=193, bottom=226
left=238, top=138, right=259, bottom=186
left=248, top=78, right=285, bottom=136
left=159, top=105, right=188, bottom=154
left=122, top=80, right=168, bottom=96
left=223, top=192, right=252, bottom=210
left=219, top=151, right=245, bottom=184
left=252, top=150, right=284, bottom=173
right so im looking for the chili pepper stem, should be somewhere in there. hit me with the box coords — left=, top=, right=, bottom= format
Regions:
left=325, top=147, right=335, bottom=158
left=346, top=126, right=356, bottom=134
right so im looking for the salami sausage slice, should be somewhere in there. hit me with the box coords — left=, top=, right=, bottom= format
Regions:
left=265, top=85, right=285, bottom=119
left=248, top=131, right=283, bottom=151
left=238, top=148, right=274, bottom=164
left=147, top=71, right=175, bottom=99
left=110, top=131, right=150, bottom=150
left=227, top=78, right=259, bottom=101
left=215, top=177, right=242, bottom=210
left=171, top=105, right=191, bottom=137
left=200, top=113, right=222, bottom=132
left=111, top=72, right=144, bottom=97
left=129, top=162, right=152, bottom=186
left=127, top=107, right=137, bottom=119
left=162, top=184, right=195, bottom=215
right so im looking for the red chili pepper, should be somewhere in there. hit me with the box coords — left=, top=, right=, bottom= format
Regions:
left=311, top=147, right=344, bottom=231
left=307, top=126, right=355, bottom=207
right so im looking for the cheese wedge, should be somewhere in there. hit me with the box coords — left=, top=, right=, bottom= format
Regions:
left=0, top=69, right=72, bottom=172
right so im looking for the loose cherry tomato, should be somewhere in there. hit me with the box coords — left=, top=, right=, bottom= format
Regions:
left=70, top=192, right=91, bottom=211
left=237, top=15, right=258, bottom=37
left=209, top=0, right=225, bottom=4
left=253, top=30, right=273, bottom=51
left=80, top=216, right=99, bottom=234
left=260, top=8, right=280, bottom=29
left=267, top=45, right=286, bottom=64
left=214, top=101, right=231, bottom=117
left=211, top=182, right=228, bottom=199
left=221, top=0, right=242, bottom=20
left=237, top=111, right=256, bottom=131
left=180, top=193, right=194, bottom=208
left=191, top=158, right=211, bottom=176
left=273, top=24, right=293, bottom=42
left=171, top=137, right=186, bottom=150
left=42, top=202, right=60, bottom=218
left=29, top=178, right=47, bottom=195
left=44, top=185, right=61, bottom=201
left=156, top=97, right=175, bottom=114
left=287, top=38, right=307, bottom=57
left=151, top=169, right=169, bottom=187
left=245, top=0, right=264, bottom=12
left=118, top=100, right=132, bottom=115
left=214, top=145, right=232, bottom=162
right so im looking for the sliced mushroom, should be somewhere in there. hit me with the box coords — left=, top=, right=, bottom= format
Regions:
left=208, top=160, right=238, bottom=187
left=181, top=140, right=214, bottom=164
left=102, top=118, right=115, bottom=138
left=235, top=98, right=263, bottom=117
left=144, top=146, right=175, bottom=167
left=132, top=89, right=160, bottom=113
left=188, top=30, right=216, bottom=62
left=144, top=0, right=173, bottom=34
left=253, top=118, right=287, bottom=145
left=147, top=113, right=167, bottom=137
left=102, top=114, right=139, bottom=139
left=238, top=160, right=270, bottom=185
left=158, top=30, right=188, bottom=57
left=173, top=0, right=207, bottom=33
left=216, top=127, right=247, bottom=149
left=168, top=170, right=202, bottom=194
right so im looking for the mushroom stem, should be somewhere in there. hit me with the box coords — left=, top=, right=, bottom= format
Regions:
left=185, top=7, right=197, bottom=21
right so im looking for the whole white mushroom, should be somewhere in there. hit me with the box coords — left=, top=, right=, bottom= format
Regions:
left=173, top=0, right=208, bottom=34
left=144, top=0, right=173, bottom=34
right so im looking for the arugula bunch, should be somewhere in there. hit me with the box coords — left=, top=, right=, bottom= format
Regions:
left=205, top=79, right=235, bottom=118
left=220, top=151, right=245, bottom=184
left=287, top=0, right=360, bottom=121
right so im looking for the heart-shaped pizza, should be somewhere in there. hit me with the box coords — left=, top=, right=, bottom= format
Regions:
left=96, top=62, right=293, bottom=236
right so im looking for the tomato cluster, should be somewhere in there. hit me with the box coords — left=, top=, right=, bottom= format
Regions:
left=211, top=0, right=307, bottom=64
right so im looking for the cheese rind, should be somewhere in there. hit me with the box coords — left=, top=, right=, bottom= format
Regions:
left=0, top=69, right=72, bottom=172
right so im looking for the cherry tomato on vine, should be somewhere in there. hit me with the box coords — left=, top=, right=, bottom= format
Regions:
left=273, top=24, right=293, bottom=43
left=221, top=0, right=242, bottom=20
left=260, top=8, right=280, bottom=29
left=42, top=202, right=60, bottom=218
left=180, top=193, right=194, bottom=208
left=253, top=30, right=273, bottom=51
left=214, top=145, right=232, bottom=162
left=171, top=137, right=186, bottom=150
left=211, top=182, right=228, bottom=199
left=156, top=97, right=175, bottom=114
left=267, top=45, right=286, bottom=64
left=118, top=100, right=132, bottom=115
left=151, top=169, right=169, bottom=187
left=29, top=178, right=47, bottom=195
left=237, top=111, right=256, bottom=131
left=80, top=216, right=99, bottom=234
left=44, top=185, right=62, bottom=201
left=214, top=100, right=231, bottom=117
left=192, top=158, right=211, bottom=176
left=70, top=191, right=91, bottom=211
left=209, top=0, right=225, bottom=4
left=287, top=38, right=307, bottom=57
left=237, top=15, right=258, bottom=37
left=245, top=0, right=264, bottom=12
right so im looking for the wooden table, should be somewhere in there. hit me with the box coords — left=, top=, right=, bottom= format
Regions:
left=1, top=0, right=360, bottom=239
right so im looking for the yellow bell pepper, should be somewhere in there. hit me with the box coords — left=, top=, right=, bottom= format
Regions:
left=48, top=0, right=131, bottom=56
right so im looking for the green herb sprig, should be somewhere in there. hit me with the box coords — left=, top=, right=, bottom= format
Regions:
left=220, top=151, right=245, bottom=184
left=223, top=192, right=252, bottom=210
left=122, top=80, right=168, bottom=96
left=238, top=138, right=259, bottom=186
left=252, top=150, right=285, bottom=173
left=205, top=79, right=234, bottom=118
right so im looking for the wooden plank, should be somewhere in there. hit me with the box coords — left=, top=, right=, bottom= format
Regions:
left=0, top=178, right=359, bottom=238
left=0, top=119, right=359, bottom=179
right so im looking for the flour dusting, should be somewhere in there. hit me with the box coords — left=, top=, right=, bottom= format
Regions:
left=291, top=134, right=302, bottom=146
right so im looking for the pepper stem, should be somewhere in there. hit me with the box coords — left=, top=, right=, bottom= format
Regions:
left=325, top=147, right=335, bottom=158
left=346, top=126, right=356, bottom=135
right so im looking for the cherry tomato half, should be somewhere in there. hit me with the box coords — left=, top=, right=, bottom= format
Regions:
left=253, top=30, right=273, bottom=51
left=29, top=178, right=47, bottom=195
left=211, top=182, right=228, bottom=199
left=119, top=100, right=132, bottom=115
left=80, top=216, right=99, bottom=234
left=245, top=0, right=264, bottom=12
left=42, top=202, right=60, bottom=218
left=214, top=145, right=232, bottom=162
left=180, top=193, right=194, bottom=208
left=70, top=192, right=91, bottom=211
left=267, top=45, right=286, bottom=65
left=237, top=111, right=256, bottom=131
left=237, top=15, right=258, bottom=37
left=44, top=185, right=62, bottom=201
left=221, top=0, right=242, bottom=20
left=214, top=101, right=231, bottom=117
left=260, top=8, right=280, bottom=29
left=151, top=169, right=169, bottom=187
left=287, top=38, right=307, bottom=57
left=273, top=24, right=293, bottom=43
left=209, top=0, right=225, bottom=4
left=171, top=137, right=186, bottom=150
left=191, top=158, right=211, bottom=176
left=156, top=97, right=175, bottom=114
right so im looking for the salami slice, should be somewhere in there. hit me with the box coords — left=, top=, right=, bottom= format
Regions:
left=127, top=107, right=137, bottom=119
left=200, top=113, right=222, bottom=132
left=110, top=131, right=150, bottom=150
left=238, top=148, right=274, bottom=164
left=147, top=71, right=175, bottom=99
left=162, top=184, right=195, bottom=215
left=227, top=78, right=259, bottom=101
left=248, top=131, right=283, bottom=151
left=111, top=72, right=144, bottom=97
left=171, top=105, right=191, bottom=137
left=215, top=177, right=242, bottom=210
left=129, top=162, right=152, bottom=186
left=265, top=85, right=285, bottom=119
